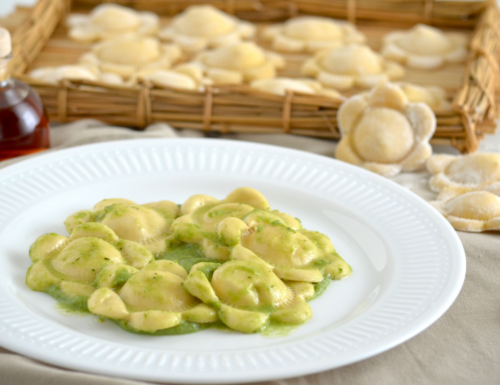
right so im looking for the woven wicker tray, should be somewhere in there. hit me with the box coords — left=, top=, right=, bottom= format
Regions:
left=1, top=0, right=499, bottom=153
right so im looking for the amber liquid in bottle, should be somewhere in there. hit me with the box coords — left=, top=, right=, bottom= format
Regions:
left=0, top=77, right=50, bottom=161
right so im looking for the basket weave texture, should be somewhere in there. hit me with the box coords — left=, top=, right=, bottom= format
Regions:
left=3, top=0, right=500, bottom=153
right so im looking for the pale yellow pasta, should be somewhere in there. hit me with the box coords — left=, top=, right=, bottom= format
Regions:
left=431, top=191, right=500, bottom=232
left=262, top=16, right=365, bottom=53
left=189, top=42, right=285, bottom=85
left=183, top=260, right=313, bottom=333
left=301, top=44, right=405, bottom=90
left=65, top=198, right=178, bottom=255
left=335, top=82, right=436, bottom=177
left=25, top=223, right=153, bottom=303
left=382, top=24, right=468, bottom=69
left=88, top=259, right=217, bottom=333
left=67, top=4, right=159, bottom=43
left=79, top=36, right=181, bottom=79
left=159, top=5, right=255, bottom=52
left=426, top=153, right=500, bottom=195
left=172, top=187, right=351, bottom=283
left=26, top=187, right=351, bottom=335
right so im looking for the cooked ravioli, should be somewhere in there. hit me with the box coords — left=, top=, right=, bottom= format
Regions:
left=88, top=260, right=217, bottom=332
left=120, top=261, right=194, bottom=312
left=184, top=260, right=312, bottom=333
left=25, top=223, right=153, bottom=306
left=211, top=260, right=293, bottom=309
left=26, top=187, right=351, bottom=335
left=65, top=198, right=178, bottom=255
left=171, top=188, right=351, bottom=283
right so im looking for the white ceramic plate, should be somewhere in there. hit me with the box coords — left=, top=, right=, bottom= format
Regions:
left=0, top=139, right=465, bottom=384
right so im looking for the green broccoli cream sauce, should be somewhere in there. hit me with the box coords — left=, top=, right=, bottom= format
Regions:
left=46, top=285, right=89, bottom=314
left=158, top=243, right=219, bottom=272
left=112, top=320, right=226, bottom=336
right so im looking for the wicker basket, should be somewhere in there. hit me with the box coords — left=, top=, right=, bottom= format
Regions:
left=2, top=0, right=499, bottom=153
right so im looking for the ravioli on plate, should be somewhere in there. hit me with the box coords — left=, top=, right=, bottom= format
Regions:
left=25, top=187, right=351, bottom=335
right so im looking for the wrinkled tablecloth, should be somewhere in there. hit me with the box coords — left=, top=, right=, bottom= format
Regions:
left=0, top=120, right=499, bottom=385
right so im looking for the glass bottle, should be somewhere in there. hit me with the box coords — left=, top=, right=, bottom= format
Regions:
left=0, top=27, right=50, bottom=161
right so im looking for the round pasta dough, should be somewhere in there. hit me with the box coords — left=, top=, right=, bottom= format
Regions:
left=335, top=82, right=436, bottom=177
left=262, top=16, right=365, bottom=52
left=159, top=5, right=255, bottom=52
left=431, top=191, right=500, bottom=232
left=191, top=42, right=285, bottom=84
left=427, top=153, right=500, bottom=195
left=251, top=77, right=342, bottom=99
left=302, top=44, right=405, bottom=90
left=67, top=4, right=159, bottom=43
left=382, top=24, right=468, bottom=69
left=79, top=36, right=181, bottom=78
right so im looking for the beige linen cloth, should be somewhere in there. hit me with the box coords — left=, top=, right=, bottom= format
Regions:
left=0, top=120, right=499, bottom=385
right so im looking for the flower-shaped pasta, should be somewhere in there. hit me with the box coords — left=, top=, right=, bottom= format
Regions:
left=335, top=83, right=436, bottom=177
left=397, top=82, right=452, bottom=112
left=251, top=77, right=343, bottom=99
left=158, top=5, right=255, bottom=52
left=29, top=65, right=123, bottom=85
left=431, top=191, right=500, bottom=232
left=359, top=82, right=452, bottom=112
left=67, top=4, right=159, bottom=43
left=25, top=222, right=153, bottom=307
left=191, top=42, right=285, bottom=84
left=426, top=153, right=500, bottom=195
left=183, top=260, right=313, bottom=333
left=262, top=16, right=365, bottom=53
left=88, top=260, right=217, bottom=333
left=301, top=44, right=405, bottom=90
left=382, top=24, right=468, bottom=69
left=132, top=63, right=213, bottom=90
left=79, top=36, right=181, bottom=78
left=64, top=198, right=179, bottom=255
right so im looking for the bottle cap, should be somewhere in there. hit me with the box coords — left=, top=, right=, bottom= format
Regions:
left=0, top=28, right=12, bottom=58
